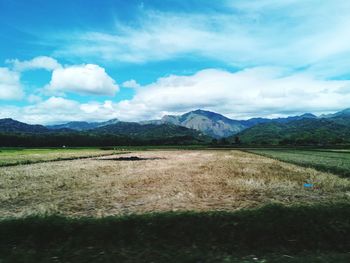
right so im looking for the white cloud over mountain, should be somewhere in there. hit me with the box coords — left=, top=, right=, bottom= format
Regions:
left=2, top=67, right=349, bottom=124
left=114, top=67, right=350, bottom=120
left=0, top=96, right=119, bottom=124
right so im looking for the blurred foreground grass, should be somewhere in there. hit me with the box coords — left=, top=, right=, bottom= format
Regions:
left=1, top=203, right=350, bottom=262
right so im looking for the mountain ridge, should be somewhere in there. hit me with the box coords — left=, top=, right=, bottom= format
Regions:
left=48, top=118, right=120, bottom=131
left=0, top=108, right=349, bottom=143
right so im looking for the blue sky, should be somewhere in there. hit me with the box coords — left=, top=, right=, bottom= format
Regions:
left=1, top=0, right=350, bottom=124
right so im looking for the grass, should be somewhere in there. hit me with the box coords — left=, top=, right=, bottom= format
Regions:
left=247, top=149, right=350, bottom=177
left=1, top=150, right=349, bottom=217
left=0, top=148, right=122, bottom=167
left=1, top=203, right=349, bottom=262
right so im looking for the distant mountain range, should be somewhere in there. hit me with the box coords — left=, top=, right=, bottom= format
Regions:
left=0, top=118, right=209, bottom=147
left=44, top=109, right=319, bottom=138
left=0, top=108, right=349, bottom=146
left=47, top=119, right=120, bottom=131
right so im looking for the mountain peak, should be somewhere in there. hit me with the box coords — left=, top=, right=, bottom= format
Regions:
left=160, top=109, right=244, bottom=138
left=191, top=109, right=213, bottom=114
left=300, top=113, right=316, bottom=118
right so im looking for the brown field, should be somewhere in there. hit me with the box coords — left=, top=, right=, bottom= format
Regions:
left=1, top=150, right=349, bottom=218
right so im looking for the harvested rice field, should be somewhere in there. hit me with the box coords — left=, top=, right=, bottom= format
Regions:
left=1, top=150, right=349, bottom=218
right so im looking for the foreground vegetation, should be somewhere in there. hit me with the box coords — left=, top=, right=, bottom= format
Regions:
left=1, top=203, right=349, bottom=262
left=248, top=149, right=350, bottom=177
left=0, top=148, right=119, bottom=167
left=0, top=122, right=209, bottom=147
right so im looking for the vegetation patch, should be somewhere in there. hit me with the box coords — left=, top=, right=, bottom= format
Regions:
left=248, top=149, right=350, bottom=177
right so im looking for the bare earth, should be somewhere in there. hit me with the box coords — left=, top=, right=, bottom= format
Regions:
left=1, top=150, right=349, bottom=217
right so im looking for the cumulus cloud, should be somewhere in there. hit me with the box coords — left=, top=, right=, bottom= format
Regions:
left=0, top=67, right=24, bottom=100
left=45, top=64, right=119, bottom=96
left=6, top=56, right=61, bottom=72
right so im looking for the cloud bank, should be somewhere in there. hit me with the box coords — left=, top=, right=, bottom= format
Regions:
left=2, top=67, right=349, bottom=124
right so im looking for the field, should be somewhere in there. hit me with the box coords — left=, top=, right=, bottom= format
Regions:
left=1, top=150, right=350, bottom=217
left=247, top=149, right=350, bottom=177
left=0, top=148, right=119, bottom=167
left=1, top=149, right=350, bottom=262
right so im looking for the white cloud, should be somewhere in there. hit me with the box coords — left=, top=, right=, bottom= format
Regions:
left=113, top=68, right=350, bottom=120
left=122, top=79, right=141, bottom=89
left=0, top=97, right=120, bottom=124
left=6, top=56, right=61, bottom=72
left=45, top=64, right=119, bottom=96
left=0, top=67, right=24, bottom=100
left=27, top=94, right=42, bottom=104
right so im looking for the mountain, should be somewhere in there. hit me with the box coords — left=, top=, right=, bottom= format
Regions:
left=239, top=113, right=317, bottom=127
left=154, top=109, right=318, bottom=138
left=320, top=108, right=350, bottom=118
left=91, top=122, right=208, bottom=141
left=321, top=108, right=350, bottom=126
left=1, top=108, right=349, bottom=146
left=48, top=119, right=119, bottom=131
left=0, top=118, right=50, bottom=133
left=158, top=110, right=246, bottom=138
left=234, top=116, right=350, bottom=145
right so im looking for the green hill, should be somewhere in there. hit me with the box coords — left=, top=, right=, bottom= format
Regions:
left=234, top=118, right=350, bottom=145
left=0, top=121, right=209, bottom=147
left=0, top=118, right=50, bottom=133
left=91, top=122, right=209, bottom=142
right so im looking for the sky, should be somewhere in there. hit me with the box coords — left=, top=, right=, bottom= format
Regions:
left=1, top=0, right=350, bottom=124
